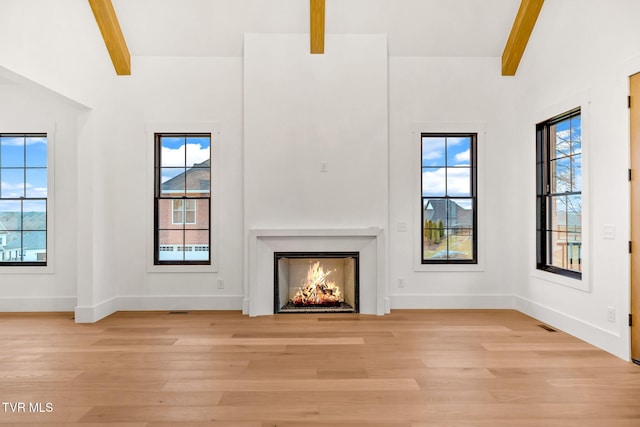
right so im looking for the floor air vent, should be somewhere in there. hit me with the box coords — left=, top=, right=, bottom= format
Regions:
left=169, top=311, right=189, bottom=315
left=537, top=324, right=557, bottom=332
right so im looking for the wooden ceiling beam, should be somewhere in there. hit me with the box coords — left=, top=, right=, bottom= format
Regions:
left=88, top=0, right=131, bottom=75
left=310, top=0, right=325, bottom=54
left=501, top=0, right=544, bottom=76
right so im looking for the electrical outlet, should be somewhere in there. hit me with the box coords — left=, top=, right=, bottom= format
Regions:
left=217, top=279, right=224, bottom=290
left=320, top=161, right=328, bottom=172
left=397, top=222, right=408, bottom=232
left=607, top=307, right=616, bottom=323
left=397, top=278, right=405, bottom=288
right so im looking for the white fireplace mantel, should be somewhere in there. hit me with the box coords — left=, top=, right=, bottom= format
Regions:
left=244, top=228, right=388, bottom=316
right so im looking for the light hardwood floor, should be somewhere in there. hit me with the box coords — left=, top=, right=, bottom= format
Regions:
left=0, top=310, right=639, bottom=426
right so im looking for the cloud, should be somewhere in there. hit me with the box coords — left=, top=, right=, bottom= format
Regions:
left=422, top=168, right=470, bottom=196
left=1, top=136, right=47, bottom=146
left=0, top=182, right=47, bottom=198
left=162, top=143, right=210, bottom=167
left=454, top=149, right=470, bottom=163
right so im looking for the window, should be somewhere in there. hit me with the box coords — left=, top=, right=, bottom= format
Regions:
left=421, top=133, right=477, bottom=263
left=536, top=108, right=582, bottom=279
left=0, top=134, right=47, bottom=266
left=154, top=133, right=211, bottom=265
left=172, top=199, right=196, bottom=224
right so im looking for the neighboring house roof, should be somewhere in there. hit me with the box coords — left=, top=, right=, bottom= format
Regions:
left=424, top=199, right=472, bottom=227
left=3, top=231, right=46, bottom=251
left=0, top=212, right=46, bottom=251
left=161, top=159, right=210, bottom=193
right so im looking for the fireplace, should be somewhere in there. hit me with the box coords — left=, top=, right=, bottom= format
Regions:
left=274, top=252, right=359, bottom=313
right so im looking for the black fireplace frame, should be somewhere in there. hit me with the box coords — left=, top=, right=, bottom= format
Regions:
left=274, top=251, right=360, bottom=314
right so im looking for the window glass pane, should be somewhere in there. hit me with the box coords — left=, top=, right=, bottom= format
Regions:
left=22, top=200, right=46, bottom=231
left=449, top=198, right=474, bottom=230
left=423, top=198, right=446, bottom=225
left=551, top=158, right=572, bottom=193
left=423, top=225, right=446, bottom=260
left=571, top=116, right=582, bottom=155
left=421, top=137, right=445, bottom=167
left=185, top=199, right=209, bottom=230
left=447, top=229, right=473, bottom=260
left=157, top=199, right=177, bottom=229
left=549, top=196, right=567, bottom=232
left=422, top=168, right=446, bottom=197
left=22, top=231, right=46, bottom=262
left=186, top=136, right=210, bottom=168
left=184, top=230, right=209, bottom=261
left=185, top=167, right=210, bottom=194
left=446, top=137, right=471, bottom=166
left=548, top=230, right=568, bottom=269
left=573, top=155, right=582, bottom=192
left=0, top=200, right=21, bottom=230
left=158, top=230, right=184, bottom=261
left=566, top=194, right=582, bottom=233
left=0, top=136, right=24, bottom=167
left=25, top=136, right=47, bottom=167
left=1, top=169, right=25, bottom=198
left=566, top=233, right=582, bottom=272
left=160, top=136, right=186, bottom=167
left=25, top=169, right=48, bottom=198
left=447, top=168, right=471, bottom=196
left=160, top=167, right=185, bottom=195
left=553, top=119, right=571, bottom=159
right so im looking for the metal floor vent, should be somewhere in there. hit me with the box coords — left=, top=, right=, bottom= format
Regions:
left=537, top=324, right=557, bottom=332
left=169, top=311, right=189, bottom=315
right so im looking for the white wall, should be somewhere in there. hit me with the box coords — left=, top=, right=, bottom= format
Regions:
left=243, top=34, right=388, bottom=230
left=388, top=56, right=520, bottom=308
left=512, top=0, right=640, bottom=360
left=111, top=56, right=244, bottom=311
left=0, top=69, right=83, bottom=311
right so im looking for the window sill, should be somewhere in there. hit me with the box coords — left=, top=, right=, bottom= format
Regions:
left=531, top=268, right=590, bottom=292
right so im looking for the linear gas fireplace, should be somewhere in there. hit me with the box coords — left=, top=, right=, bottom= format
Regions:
left=274, top=252, right=359, bottom=313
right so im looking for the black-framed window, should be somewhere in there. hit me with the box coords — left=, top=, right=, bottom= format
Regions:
left=0, top=134, right=48, bottom=266
left=421, top=133, right=477, bottom=263
left=154, top=133, right=211, bottom=265
left=536, top=108, right=582, bottom=279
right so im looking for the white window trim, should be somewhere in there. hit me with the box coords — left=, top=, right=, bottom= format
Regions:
left=531, top=91, right=591, bottom=292
left=413, top=122, right=486, bottom=272
left=0, top=122, right=55, bottom=274
left=145, top=122, right=219, bottom=273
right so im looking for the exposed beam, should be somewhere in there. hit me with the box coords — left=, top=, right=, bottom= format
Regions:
left=88, top=0, right=131, bottom=75
left=501, top=0, right=544, bottom=76
left=310, top=0, right=325, bottom=54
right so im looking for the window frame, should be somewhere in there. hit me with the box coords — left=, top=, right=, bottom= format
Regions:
left=0, top=133, right=49, bottom=268
left=420, top=132, right=478, bottom=265
left=536, top=107, right=583, bottom=280
left=153, top=132, right=212, bottom=267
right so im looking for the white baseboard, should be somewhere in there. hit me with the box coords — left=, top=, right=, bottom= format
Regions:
left=117, top=295, right=244, bottom=311
left=390, top=294, right=516, bottom=309
left=0, top=296, right=76, bottom=312
left=75, top=296, right=118, bottom=323
left=515, top=296, right=629, bottom=361
left=74, top=295, right=244, bottom=323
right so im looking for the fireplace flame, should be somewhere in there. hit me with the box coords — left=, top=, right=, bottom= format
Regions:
left=290, top=261, right=343, bottom=306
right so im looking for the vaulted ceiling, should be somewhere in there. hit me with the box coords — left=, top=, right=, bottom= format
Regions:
left=90, top=0, right=544, bottom=76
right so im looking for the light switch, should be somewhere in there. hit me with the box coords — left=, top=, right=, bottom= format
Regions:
left=603, top=224, right=615, bottom=240
left=397, top=222, right=408, bottom=232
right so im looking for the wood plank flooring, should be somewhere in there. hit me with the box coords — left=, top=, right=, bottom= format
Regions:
left=0, top=310, right=638, bottom=426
